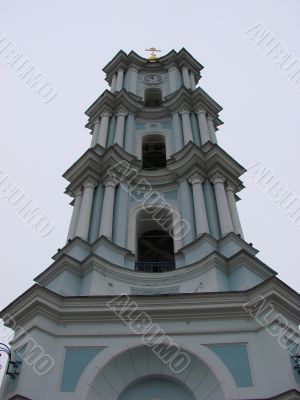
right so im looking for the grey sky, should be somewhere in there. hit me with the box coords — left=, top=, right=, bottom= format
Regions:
left=0, top=0, right=299, bottom=314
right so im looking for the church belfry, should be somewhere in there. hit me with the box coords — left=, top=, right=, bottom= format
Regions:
left=1, top=48, right=299, bottom=400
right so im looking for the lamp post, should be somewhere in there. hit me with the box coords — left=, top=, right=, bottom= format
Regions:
left=0, top=343, right=21, bottom=380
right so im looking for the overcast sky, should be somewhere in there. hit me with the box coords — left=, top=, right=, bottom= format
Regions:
left=0, top=0, right=299, bottom=325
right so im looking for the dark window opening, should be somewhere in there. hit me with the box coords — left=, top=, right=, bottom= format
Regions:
left=135, top=210, right=175, bottom=273
left=144, top=88, right=163, bottom=107
left=142, top=135, right=166, bottom=169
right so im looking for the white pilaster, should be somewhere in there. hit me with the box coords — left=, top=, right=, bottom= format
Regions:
left=207, top=115, right=218, bottom=144
left=211, top=173, right=234, bottom=236
left=99, top=179, right=117, bottom=240
left=189, top=72, right=196, bottom=90
left=196, top=108, right=211, bottom=145
left=111, top=73, right=117, bottom=93
left=226, top=182, right=244, bottom=238
left=90, top=117, right=100, bottom=148
left=114, top=108, right=128, bottom=147
left=181, top=66, right=191, bottom=89
left=188, top=174, right=209, bottom=236
left=129, top=67, right=138, bottom=94
left=180, top=109, right=193, bottom=144
left=67, top=188, right=83, bottom=241
left=116, top=68, right=124, bottom=92
left=97, top=110, right=111, bottom=148
left=168, top=65, right=179, bottom=92
left=75, top=179, right=97, bottom=241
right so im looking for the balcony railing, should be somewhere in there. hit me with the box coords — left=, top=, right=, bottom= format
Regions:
left=135, top=261, right=175, bottom=273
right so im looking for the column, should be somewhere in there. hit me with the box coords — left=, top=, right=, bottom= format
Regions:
left=111, top=73, right=117, bottom=93
left=90, top=117, right=100, bottom=148
left=88, top=183, right=104, bottom=243
left=75, top=179, right=97, bottom=240
left=207, top=115, right=218, bottom=144
left=196, top=108, right=211, bottom=145
left=168, top=65, right=179, bottom=92
left=226, top=182, right=244, bottom=238
left=180, top=109, right=193, bottom=144
left=114, top=181, right=129, bottom=247
left=67, top=188, right=83, bottom=241
left=97, top=110, right=111, bottom=147
left=188, top=174, right=209, bottom=236
left=129, top=67, right=138, bottom=94
left=116, top=68, right=124, bottom=92
left=99, top=179, right=117, bottom=240
left=172, top=112, right=184, bottom=151
left=211, top=173, right=233, bottom=236
left=189, top=72, right=196, bottom=90
left=181, top=66, right=191, bottom=89
left=179, top=180, right=196, bottom=245
left=114, top=108, right=128, bottom=147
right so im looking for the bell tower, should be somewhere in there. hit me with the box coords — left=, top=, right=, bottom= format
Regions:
left=1, top=49, right=299, bottom=400
left=61, top=47, right=247, bottom=294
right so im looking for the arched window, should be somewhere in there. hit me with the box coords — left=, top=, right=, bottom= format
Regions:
left=144, top=88, right=162, bottom=107
left=142, top=134, right=166, bottom=169
left=135, top=208, right=175, bottom=273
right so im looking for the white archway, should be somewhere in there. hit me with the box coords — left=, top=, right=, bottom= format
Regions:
left=75, top=340, right=237, bottom=400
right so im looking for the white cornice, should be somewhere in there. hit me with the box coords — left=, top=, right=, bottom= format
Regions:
left=85, top=89, right=143, bottom=124
left=1, top=278, right=299, bottom=330
left=102, top=48, right=204, bottom=82
left=63, top=141, right=246, bottom=193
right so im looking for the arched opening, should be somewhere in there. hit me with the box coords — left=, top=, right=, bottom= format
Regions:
left=136, top=208, right=175, bottom=272
left=119, top=377, right=195, bottom=400
left=144, top=88, right=163, bottom=107
left=142, top=134, right=166, bottom=169
left=84, top=344, right=226, bottom=400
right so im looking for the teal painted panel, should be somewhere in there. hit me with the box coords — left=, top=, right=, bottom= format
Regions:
left=161, top=120, right=172, bottom=130
left=135, top=121, right=146, bottom=130
left=60, top=348, right=102, bottom=392
left=208, top=344, right=253, bottom=387
left=164, top=189, right=178, bottom=202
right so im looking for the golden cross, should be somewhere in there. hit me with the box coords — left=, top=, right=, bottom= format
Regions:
left=145, top=47, right=161, bottom=60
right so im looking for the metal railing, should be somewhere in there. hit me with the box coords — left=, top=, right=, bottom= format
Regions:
left=135, top=261, right=175, bottom=273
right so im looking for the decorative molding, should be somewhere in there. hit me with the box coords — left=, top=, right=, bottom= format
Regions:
left=195, top=107, right=207, bottom=115
left=82, top=178, right=98, bottom=189
left=116, top=107, right=128, bottom=117
left=100, top=109, right=112, bottom=118
left=211, top=172, right=226, bottom=185
left=179, top=108, right=190, bottom=116
left=188, top=173, right=205, bottom=185
left=225, top=181, right=236, bottom=192
left=103, top=178, right=118, bottom=188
